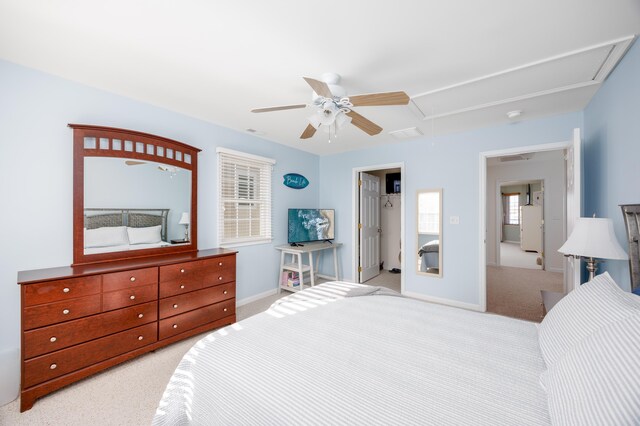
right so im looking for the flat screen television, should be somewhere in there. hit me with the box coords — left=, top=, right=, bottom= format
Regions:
left=288, top=209, right=335, bottom=244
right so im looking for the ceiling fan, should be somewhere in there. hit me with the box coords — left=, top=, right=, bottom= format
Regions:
left=251, top=73, right=410, bottom=141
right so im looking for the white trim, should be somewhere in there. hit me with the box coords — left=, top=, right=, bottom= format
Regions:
left=502, top=240, right=520, bottom=244
left=479, top=140, right=572, bottom=314
left=236, top=288, right=278, bottom=307
left=404, top=291, right=483, bottom=312
left=216, top=146, right=276, bottom=165
left=351, top=162, right=405, bottom=294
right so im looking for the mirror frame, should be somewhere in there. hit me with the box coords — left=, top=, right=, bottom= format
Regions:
left=70, top=124, right=200, bottom=265
left=416, top=188, right=443, bottom=278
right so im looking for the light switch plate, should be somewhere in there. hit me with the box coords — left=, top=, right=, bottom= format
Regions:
left=450, top=216, right=460, bottom=225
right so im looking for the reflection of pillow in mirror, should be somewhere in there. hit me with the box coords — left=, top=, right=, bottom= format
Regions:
left=127, top=225, right=162, bottom=245
left=84, top=226, right=129, bottom=248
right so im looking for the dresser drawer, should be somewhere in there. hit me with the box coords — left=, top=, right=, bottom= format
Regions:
left=159, top=298, right=235, bottom=340
left=23, top=322, right=157, bottom=388
left=159, top=282, right=235, bottom=319
left=23, top=275, right=101, bottom=307
left=102, top=267, right=157, bottom=292
left=159, top=277, right=202, bottom=298
left=23, top=294, right=102, bottom=331
left=159, top=261, right=200, bottom=282
left=24, top=302, right=157, bottom=359
left=102, top=284, right=157, bottom=312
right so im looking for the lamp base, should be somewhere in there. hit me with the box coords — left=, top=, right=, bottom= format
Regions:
left=184, top=224, right=189, bottom=242
left=585, top=257, right=600, bottom=282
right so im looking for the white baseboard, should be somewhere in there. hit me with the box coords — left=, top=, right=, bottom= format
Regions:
left=486, top=262, right=498, bottom=267
left=236, top=288, right=279, bottom=307
left=502, top=240, right=520, bottom=244
left=0, top=347, right=19, bottom=406
left=403, top=291, right=484, bottom=312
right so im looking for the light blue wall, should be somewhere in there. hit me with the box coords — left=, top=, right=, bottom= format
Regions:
left=0, top=59, right=319, bottom=401
left=319, top=112, right=583, bottom=305
left=584, top=40, right=640, bottom=292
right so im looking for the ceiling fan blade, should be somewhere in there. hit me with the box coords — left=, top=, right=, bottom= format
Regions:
left=251, top=104, right=307, bottom=113
left=303, top=77, right=334, bottom=98
left=346, top=110, right=383, bottom=136
left=300, top=124, right=317, bottom=139
left=348, top=91, right=410, bottom=107
left=125, top=160, right=146, bottom=166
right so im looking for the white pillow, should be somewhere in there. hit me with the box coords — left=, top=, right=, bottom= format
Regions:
left=541, top=313, right=640, bottom=425
left=127, top=225, right=162, bottom=245
left=84, top=226, right=129, bottom=248
left=538, top=272, right=640, bottom=366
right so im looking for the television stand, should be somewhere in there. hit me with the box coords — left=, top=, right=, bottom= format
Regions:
left=275, top=241, right=342, bottom=293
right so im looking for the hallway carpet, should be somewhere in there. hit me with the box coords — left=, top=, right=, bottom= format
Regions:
left=486, top=265, right=563, bottom=322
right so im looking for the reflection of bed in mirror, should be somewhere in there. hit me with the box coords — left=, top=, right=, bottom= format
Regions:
left=418, top=239, right=440, bottom=273
left=84, top=208, right=170, bottom=254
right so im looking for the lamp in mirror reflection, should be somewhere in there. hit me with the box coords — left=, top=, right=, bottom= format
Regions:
left=558, top=216, right=628, bottom=282
left=179, top=212, right=190, bottom=241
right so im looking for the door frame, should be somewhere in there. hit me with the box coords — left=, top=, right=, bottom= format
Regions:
left=479, top=141, right=573, bottom=312
left=352, top=162, right=405, bottom=293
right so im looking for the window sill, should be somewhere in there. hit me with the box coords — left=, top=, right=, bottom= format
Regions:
left=220, top=238, right=273, bottom=249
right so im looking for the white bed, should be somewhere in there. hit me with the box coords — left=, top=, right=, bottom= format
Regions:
left=154, top=275, right=640, bottom=425
left=84, top=241, right=171, bottom=255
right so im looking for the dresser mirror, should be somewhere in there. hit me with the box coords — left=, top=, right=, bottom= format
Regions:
left=416, top=189, right=442, bottom=277
left=71, top=124, right=200, bottom=265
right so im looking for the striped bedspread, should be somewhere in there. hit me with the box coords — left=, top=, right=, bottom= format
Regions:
left=153, top=282, right=550, bottom=425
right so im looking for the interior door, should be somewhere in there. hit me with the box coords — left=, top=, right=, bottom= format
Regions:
left=359, top=172, right=381, bottom=283
left=565, top=128, right=582, bottom=293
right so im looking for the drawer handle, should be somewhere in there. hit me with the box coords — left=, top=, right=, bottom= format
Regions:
left=50, top=336, right=57, bottom=343
left=130, top=295, right=136, bottom=300
left=138, top=313, right=144, bottom=319
left=138, top=336, right=144, bottom=341
left=180, top=268, right=185, bottom=273
left=62, top=309, right=70, bottom=315
left=172, top=324, right=178, bottom=329
left=223, top=290, right=228, bottom=295
left=223, top=308, right=228, bottom=312
left=218, top=276, right=223, bottom=281
left=50, top=363, right=57, bottom=370
left=180, top=284, right=185, bottom=289
left=173, top=304, right=178, bottom=309
left=130, top=276, right=136, bottom=282
left=62, top=287, right=70, bottom=293
left=219, top=262, right=223, bottom=266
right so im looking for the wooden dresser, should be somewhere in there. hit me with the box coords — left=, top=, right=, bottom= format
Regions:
left=18, top=248, right=236, bottom=412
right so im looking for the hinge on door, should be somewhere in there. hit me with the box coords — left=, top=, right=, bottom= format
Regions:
left=358, top=223, right=362, bottom=229
left=358, top=266, right=362, bottom=273
left=358, top=179, right=362, bottom=186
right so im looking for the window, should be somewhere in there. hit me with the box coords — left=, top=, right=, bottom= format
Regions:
left=418, top=191, right=440, bottom=234
left=217, top=148, right=275, bottom=246
left=504, top=193, right=520, bottom=225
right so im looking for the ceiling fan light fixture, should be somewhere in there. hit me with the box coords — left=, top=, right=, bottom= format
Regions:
left=308, top=114, right=322, bottom=129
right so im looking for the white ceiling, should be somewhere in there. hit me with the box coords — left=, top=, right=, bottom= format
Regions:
left=0, top=1, right=638, bottom=156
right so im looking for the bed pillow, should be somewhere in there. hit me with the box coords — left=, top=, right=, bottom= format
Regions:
left=84, top=226, right=129, bottom=248
left=127, top=225, right=162, bottom=245
left=538, top=272, right=640, bottom=366
left=541, top=314, right=640, bottom=425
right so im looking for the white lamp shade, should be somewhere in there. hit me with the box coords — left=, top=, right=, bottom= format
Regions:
left=178, top=212, right=190, bottom=225
left=558, top=217, right=628, bottom=260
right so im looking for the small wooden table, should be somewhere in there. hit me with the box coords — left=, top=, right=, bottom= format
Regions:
left=275, top=242, right=342, bottom=293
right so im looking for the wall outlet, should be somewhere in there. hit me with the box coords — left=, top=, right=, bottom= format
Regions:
left=449, top=216, right=460, bottom=225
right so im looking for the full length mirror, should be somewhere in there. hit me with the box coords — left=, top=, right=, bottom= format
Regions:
left=71, top=124, right=199, bottom=265
left=84, top=157, right=191, bottom=255
left=417, top=189, right=442, bottom=277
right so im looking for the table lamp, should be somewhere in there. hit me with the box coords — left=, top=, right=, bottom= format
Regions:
left=179, top=212, right=190, bottom=241
left=558, top=217, right=628, bottom=282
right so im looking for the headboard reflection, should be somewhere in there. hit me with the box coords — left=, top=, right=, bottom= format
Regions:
left=620, top=204, right=640, bottom=293
left=84, top=208, right=169, bottom=241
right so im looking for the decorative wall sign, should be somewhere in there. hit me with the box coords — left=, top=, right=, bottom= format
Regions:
left=283, top=173, right=309, bottom=189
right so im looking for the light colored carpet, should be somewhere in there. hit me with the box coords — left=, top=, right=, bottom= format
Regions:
left=362, top=269, right=402, bottom=292
left=0, top=295, right=286, bottom=426
left=500, top=242, right=541, bottom=270
left=486, top=265, right=563, bottom=322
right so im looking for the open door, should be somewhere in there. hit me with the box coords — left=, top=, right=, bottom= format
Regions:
left=565, top=128, right=582, bottom=292
left=359, top=172, right=381, bottom=283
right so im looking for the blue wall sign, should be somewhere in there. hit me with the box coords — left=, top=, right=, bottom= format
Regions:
left=283, top=173, right=309, bottom=189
